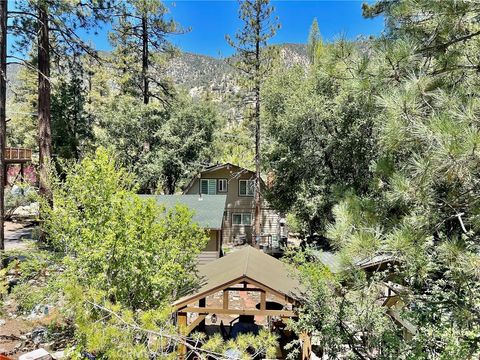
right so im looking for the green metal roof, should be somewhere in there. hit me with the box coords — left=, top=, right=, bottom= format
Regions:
left=140, top=194, right=227, bottom=230
left=312, top=250, right=396, bottom=273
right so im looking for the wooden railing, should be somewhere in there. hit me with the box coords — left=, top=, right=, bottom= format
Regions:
left=5, top=147, right=33, bottom=162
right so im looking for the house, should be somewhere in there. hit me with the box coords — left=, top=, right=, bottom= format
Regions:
left=141, top=194, right=227, bottom=264
left=172, top=246, right=308, bottom=359
left=183, top=163, right=284, bottom=246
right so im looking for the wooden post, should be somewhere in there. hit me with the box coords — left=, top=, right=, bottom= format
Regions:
left=199, top=298, right=206, bottom=332
left=177, top=312, right=187, bottom=360
left=223, top=290, right=229, bottom=309
left=260, top=290, right=266, bottom=310
left=20, top=163, right=24, bottom=183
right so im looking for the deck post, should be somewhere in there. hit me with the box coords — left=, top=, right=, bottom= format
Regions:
left=20, top=162, right=24, bottom=182
left=223, top=290, right=229, bottom=309
left=260, top=290, right=266, bottom=310
left=177, top=312, right=187, bottom=359
left=199, top=298, right=206, bottom=331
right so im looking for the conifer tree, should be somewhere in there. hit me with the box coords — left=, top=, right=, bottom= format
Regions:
left=226, top=0, right=280, bottom=244
left=109, top=0, right=181, bottom=105
left=307, top=17, right=322, bottom=64
left=0, top=0, right=6, bottom=251
left=9, top=0, right=113, bottom=198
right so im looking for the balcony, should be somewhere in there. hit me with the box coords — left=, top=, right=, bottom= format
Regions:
left=5, top=147, right=33, bottom=163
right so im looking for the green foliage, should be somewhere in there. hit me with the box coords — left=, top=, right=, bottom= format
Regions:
left=51, top=70, right=94, bottom=160
left=0, top=249, right=63, bottom=313
left=95, top=94, right=220, bottom=193
left=10, top=0, right=113, bottom=59
left=313, top=1, right=480, bottom=358
left=212, top=121, right=255, bottom=169
left=43, top=147, right=208, bottom=309
left=6, top=65, right=37, bottom=148
left=64, top=283, right=178, bottom=360
left=109, top=0, right=181, bottom=103
left=226, top=0, right=280, bottom=88
left=5, top=184, right=37, bottom=219
left=263, top=41, right=378, bottom=234
left=307, top=17, right=323, bottom=64
left=287, top=250, right=406, bottom=359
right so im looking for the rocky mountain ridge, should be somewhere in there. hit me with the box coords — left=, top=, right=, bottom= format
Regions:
left=6, top=43, right=308, bottom=101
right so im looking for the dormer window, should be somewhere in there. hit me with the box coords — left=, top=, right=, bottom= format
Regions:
left=201, top=179, right=217, bottom=195
left=239, top=179, right=255, bottom=196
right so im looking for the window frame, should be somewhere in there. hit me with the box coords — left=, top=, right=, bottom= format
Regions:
left=218, top=178, right=228, bottom=193
left=232, top=213, right=252, bottom=226
left=200, top=178, right=217, bottom=195
left=238, top=179, right=255, bottom=197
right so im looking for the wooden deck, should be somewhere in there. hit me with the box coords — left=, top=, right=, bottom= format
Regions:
left=5, top=148, right=32, bottom=163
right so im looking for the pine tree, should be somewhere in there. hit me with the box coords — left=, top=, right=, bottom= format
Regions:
left=109, top=0, right=181, bottom=105
left=0, top=0, right=6, bottom=251
left=51, top=62, right=94, bottom=160
left=307, top=17, right=322, bottom=64
left=226, top=0, right=280, bottom=244
left=9, top=0, right=113, bottom=198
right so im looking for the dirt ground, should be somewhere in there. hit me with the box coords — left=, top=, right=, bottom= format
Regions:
left=1, top=221, right=39, bottom=359
left=4, top=222, right=36, bottom=251
left=0, top=316, right=31, bottom=359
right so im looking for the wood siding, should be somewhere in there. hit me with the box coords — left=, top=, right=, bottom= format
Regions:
left=185, top=165, right=282, bottom=244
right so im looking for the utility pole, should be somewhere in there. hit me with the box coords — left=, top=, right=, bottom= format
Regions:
left=0, top=0, right=7, bottom=251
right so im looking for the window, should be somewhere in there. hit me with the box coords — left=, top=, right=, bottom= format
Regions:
left=239, top=180, right=255, bottom=196
left=218, top=179, right=228, bottom=192
left=200, top=179, right=217, bottom=195
left=232, top=213, right=252, bottom=226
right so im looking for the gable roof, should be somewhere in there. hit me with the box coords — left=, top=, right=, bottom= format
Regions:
left=140, top=194, right=227, bottom=230
left=174, top=246, right=304, bottom=307
left=183, top=163, right=259, bottom=194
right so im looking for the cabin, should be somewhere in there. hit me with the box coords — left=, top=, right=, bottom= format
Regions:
left=141, top=194, right=227, bottom=264
left=173, top=246, right=310, bottom=359
left=183, top=163, right=285, bottom=248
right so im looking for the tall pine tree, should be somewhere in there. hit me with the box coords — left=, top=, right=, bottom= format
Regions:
left=307, top=17, right=322, bottom=65
left=109, top=0, right=181, bottom=105
left=0, top=0, right=6, bottom=251
left=226, top=0, right=280, bottom=244
left=9, top=0, right=113, bottom=198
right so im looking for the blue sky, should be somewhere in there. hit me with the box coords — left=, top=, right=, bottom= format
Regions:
left=9, top=1, right=385, bottom=58
left=166, top=1, right=384, bottom=57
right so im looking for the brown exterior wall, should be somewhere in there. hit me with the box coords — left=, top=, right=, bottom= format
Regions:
left=185, top=165, right=282, bottom=244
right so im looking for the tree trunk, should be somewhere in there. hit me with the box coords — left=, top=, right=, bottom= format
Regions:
left=252, top=4, right=262, bottom=246
left=37, top=2, right=52, bottom=201
left=141, top=15, right=149, bottom=105
left=0, top=0, right=7, bottom=251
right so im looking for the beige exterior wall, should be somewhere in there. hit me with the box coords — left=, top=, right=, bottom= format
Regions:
left=185, top=165, right=282, bottom=244
left=204, top=229, right=220, bottom=251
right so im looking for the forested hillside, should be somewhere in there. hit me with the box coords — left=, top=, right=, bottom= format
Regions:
left=1, top=0, right=479, bottom=359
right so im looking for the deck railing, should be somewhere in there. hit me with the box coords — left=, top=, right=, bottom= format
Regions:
left=5, top=147, right=33, bottom=162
